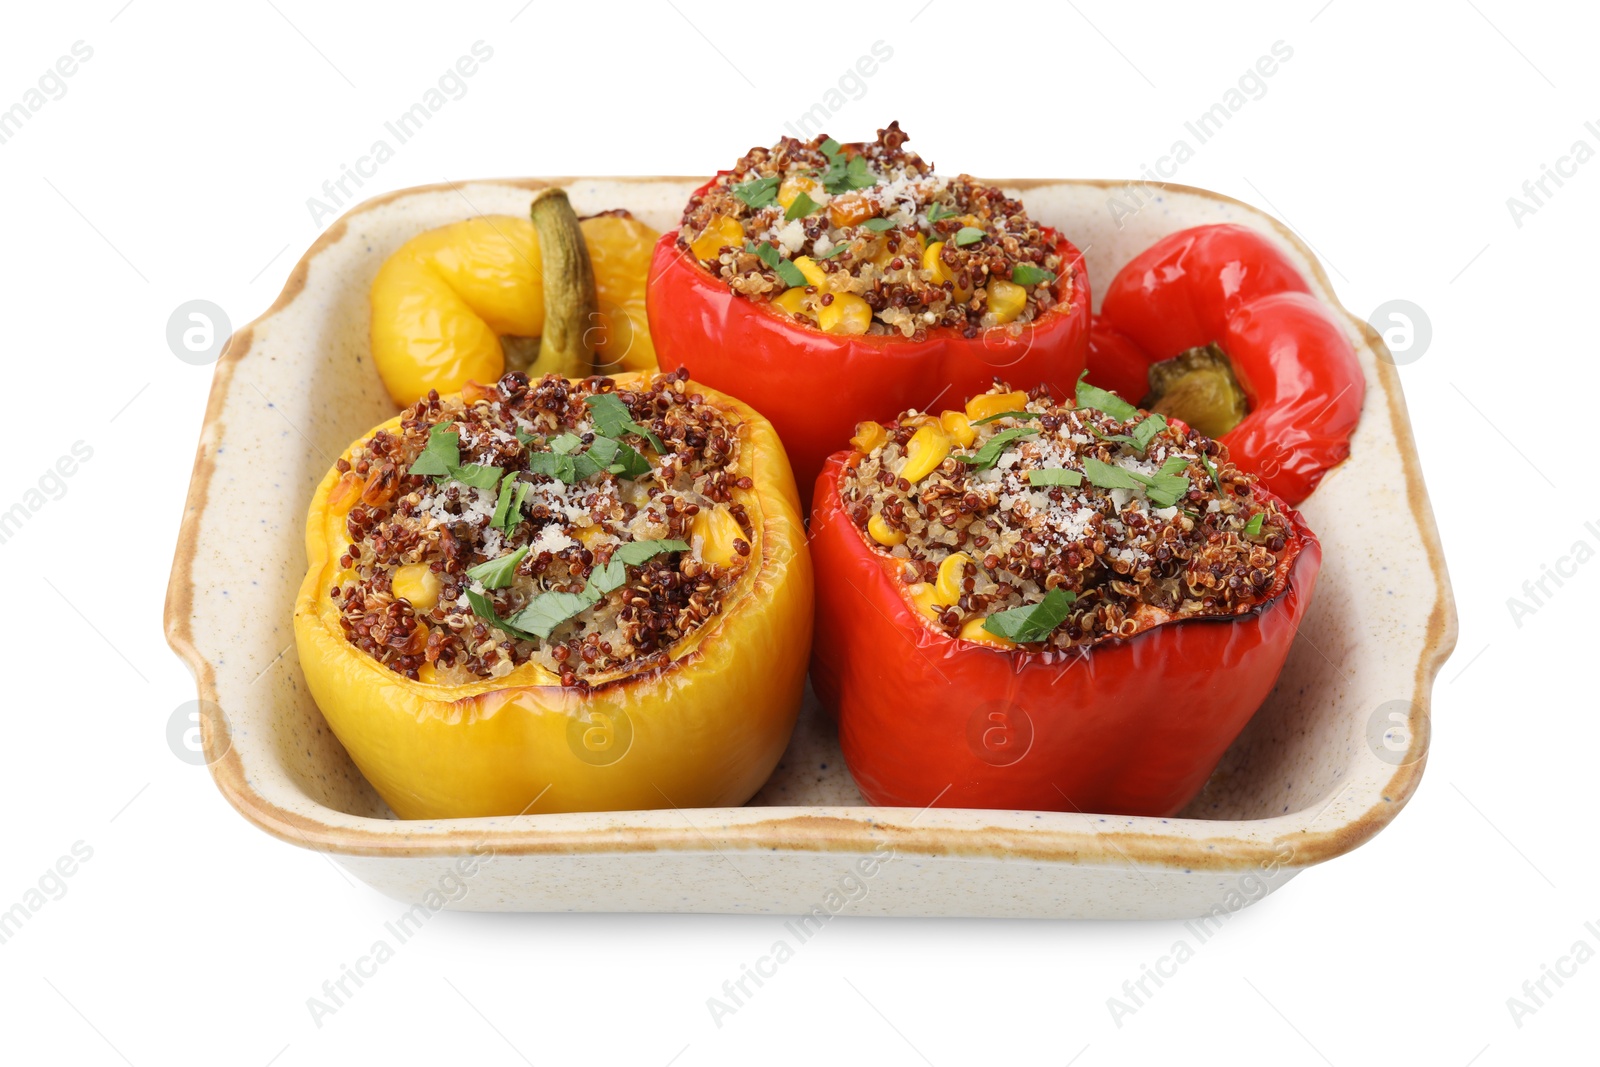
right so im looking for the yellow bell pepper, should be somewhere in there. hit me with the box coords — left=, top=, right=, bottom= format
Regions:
left=370, top=201, right=660, bottom=407
left=292, top=373, right=813, bottom=819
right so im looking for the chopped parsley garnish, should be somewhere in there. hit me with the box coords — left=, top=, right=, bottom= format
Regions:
left=818, top=137, right=841, bottom=158
left=1131, top=414, right=1169, bottom=452
left=1081, top=457, right=1191, bottom=509
left=526, top=451, right=579, bottom=483
left=465, top=544, right=530, bottom=590
left=822, top=152, right=876, bottom=195
left=1011, top=263, right=1057, bottom=287
left=583, top=393, right=666, bottom=453
left=816, top=244, right=850, bottom=260
left=861, top=217, right=898, bottom=232
left=1026, top=469, right=1083, bottom=487
left=732, top=175, right=780, bottom=209
left=971, top=410, right=1040, bottom=426
left=953, top=226, right=986, bottom=248
left=471, top=538, right=692, bottom=641
left=1200, top=452, right=1224, bottom=495
left=957, top=427, right=1039, bottom=471
left=925, top=203, right=959, bottom=224
left=982, top=587, right=1077, bottom=644
left=612, top=538, right=690, bottom=566
left=548, top=433, right=582, bottom=455
left=745, top=241, right=807, bottom=288
left=1244, top=512, right=1265, bottom=538
left=1075, top=371, right=1140, bottom=423
left=407, top=421, right=502, bottom=490
left=784, top=190, right=820, bottom=221
left=491, top=476, right=531, bottom=534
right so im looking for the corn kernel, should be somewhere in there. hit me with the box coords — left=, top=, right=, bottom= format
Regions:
left=965, top=390, right=1031, bottom=422
left=690, top=216, right=744, bottom=261
left=940, top=410, right=976, bottom=448
left=850, top=420, right=887, bottom=454
left=692, top=506, right=744, bottom=567
left=960, top=618, right=1016, bottom=648
left=778, top=175, right=820, bottom=211
left=819, top=293, right=872, bottom=335
left=867, top=514, right=905, bottom=547
left=922, top=240, right=951, bottom=283
left=792, top=255, right=827, bottom=288
left=935, top=552, right=973, bottom=606
left=772, top=286, right=811, bottom=319
left=906, top=582, right=942, bottom=620
left=901, top=424, right=951, bottom=483
left=987, top=278, right=1027, bottom=324
left=391, top=562, right=442, bottom=610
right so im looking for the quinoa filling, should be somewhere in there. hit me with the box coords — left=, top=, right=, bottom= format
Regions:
left=837, top=383, right=1296, bottom=650
left=329, top=369, right=753, bottom=687
left=677, top=121, right=1069, bottom=338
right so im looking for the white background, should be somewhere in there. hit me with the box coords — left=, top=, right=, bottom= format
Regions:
left=0, top=1, right=1593, bottom=1064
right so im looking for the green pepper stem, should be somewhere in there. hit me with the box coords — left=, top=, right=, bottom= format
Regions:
left=1143, top=342, right=1249, bottom=438
left=526, top=187, right=598, bottom=379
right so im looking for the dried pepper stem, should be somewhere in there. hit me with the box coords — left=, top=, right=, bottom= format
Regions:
left=527, top=187, right=598, bottom=378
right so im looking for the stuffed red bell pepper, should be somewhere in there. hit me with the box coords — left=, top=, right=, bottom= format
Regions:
left=810, top=379, right=1321, bottom=816
left=1089, top=223, right=1363, bottom=505
left=647, top=122, right=1090, bottom=507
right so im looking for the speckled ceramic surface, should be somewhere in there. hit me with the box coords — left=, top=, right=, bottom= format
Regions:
left=164, top=177, right=1455, bottom=918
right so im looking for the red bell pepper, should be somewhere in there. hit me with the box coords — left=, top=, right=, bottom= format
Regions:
left=1091, top=224, right=1363, bottom=505
left=646, top=181, right=1091, bottom=508
left=808, top=452, right=1321, bottom=817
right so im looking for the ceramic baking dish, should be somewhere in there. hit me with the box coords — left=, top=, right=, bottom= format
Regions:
left=164, top=177, right=1455, bottom=919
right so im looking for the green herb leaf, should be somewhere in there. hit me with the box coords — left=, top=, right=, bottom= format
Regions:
left=491, top=476, right=531, bottom=533
left=818, top=137, right=841, bottom=159
left=466, top=589, right=536, bottom=641
left=1139, top=473, right=1191, bottom=509
left=816, top=244, right=850, bottom=260
left=504, top=590, right=596, bottom=641
left=549, top=433, right=582, bottom=455
left=971, top=410, right=1039, bottom=426
left=1159, top=455, right=1190, bottom=477
left=732, top=175, right=780, bottom=209
left=745, top=241, right=807, bottom=288
left=514, top=427, right=537, bottom=447
left=861, top=217, right=897, bottom=232
left=465, top=544, right=530, bottom=590
left=613, top=538, right=690, bottom=567
left=982, top=587, right=1078, bottom=644
left=1244, top=512, right=1265, bottom=537
left=823, top=153, right=877, bottom=195
left=957, top=427, right=1039, bottom=471
left=585, top=561, right=627, bottom=598
left=1026, top=469, right=1084, bottom=487
left=1080, top=458, right=1142, bottom=491
left=609, top=441, right=653, bottom=480
left=583, top=394, right=664, bottom=452
left=784, top=191, right=820, bottom=221
left=1075, top=371, right=1140, bottom=423
left=925, top=203, right=958, bottom=224
left=1010, top=263, right=1057, bottom=287
left=1131, top=414, right=1169, bottom=452
left=451, top=463, right=503, bottom=491
left=953, top=226, right=986, bottom=248
left=1199, top=452, right=1224, bottom=495
left=526, top=452, right=576, bottom=484
left=408, top=422, right=460, bottom=478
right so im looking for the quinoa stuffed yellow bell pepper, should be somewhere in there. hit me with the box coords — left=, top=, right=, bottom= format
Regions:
left=293, top=368, right=812, bottom=819
left=371, top=188, right=660, bottom=407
